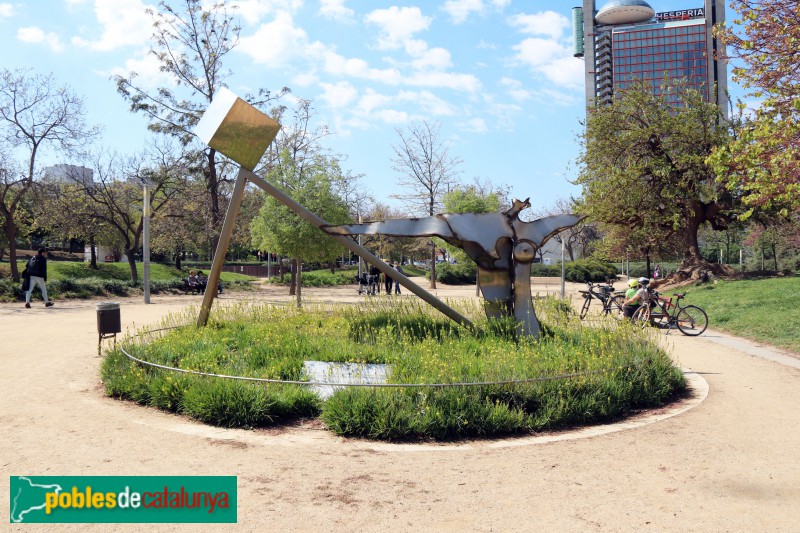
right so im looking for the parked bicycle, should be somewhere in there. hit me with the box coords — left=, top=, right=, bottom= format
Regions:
left=578, top=281, right=626, bottom=319
left=631, top=289, right=708, bottom=336
left=355, top=273, right=379, bottom=295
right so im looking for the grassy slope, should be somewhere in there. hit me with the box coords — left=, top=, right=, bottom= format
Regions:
left=681, top=277, right=800, bottom=353
left=3, top=261, right=255, bottom=282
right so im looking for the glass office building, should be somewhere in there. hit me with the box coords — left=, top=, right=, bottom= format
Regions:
left=575, top=0, right=727, bottom=114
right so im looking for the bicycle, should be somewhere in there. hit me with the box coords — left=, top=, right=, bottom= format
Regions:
left=630, top=289, right=708, bottom=336
left=355, top=273, right=379, bottom=296
left=578, top=281, right=626, bottom=319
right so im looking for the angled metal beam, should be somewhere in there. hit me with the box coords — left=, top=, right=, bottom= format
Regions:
left=197, top=168, right=248, bottom=327
left=245, top=170, right=475, bottom=332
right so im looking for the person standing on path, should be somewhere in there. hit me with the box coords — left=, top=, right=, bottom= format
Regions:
left=394, top=263, right=404, bottom=294
left=384, top=264, right=393, bottom=295
left=24, top=248, right=53, bottom=308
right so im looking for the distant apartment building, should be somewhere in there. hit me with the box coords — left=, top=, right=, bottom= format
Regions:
left=43, top=164, right=94, bottom=187
left=573, top=0, right=727, bottom=114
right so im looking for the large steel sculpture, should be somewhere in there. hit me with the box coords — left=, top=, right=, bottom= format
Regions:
left=323, top=204, right=582, bottom=337
left=192, top=87, right=580, bottom=338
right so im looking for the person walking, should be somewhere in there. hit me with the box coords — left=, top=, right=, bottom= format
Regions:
left=394, top=263, right=404, bottom=294
left=24, top=248, right=54, bottom=308
left=384, top=264, right=393, bottom=295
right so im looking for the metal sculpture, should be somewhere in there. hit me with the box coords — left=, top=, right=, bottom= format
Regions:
left=323, top=202, right=582, bottom=337
left=192, top=88, right=473, bottom=330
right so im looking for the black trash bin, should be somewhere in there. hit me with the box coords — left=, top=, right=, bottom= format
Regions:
left=96, top=302, right=121, bottom=354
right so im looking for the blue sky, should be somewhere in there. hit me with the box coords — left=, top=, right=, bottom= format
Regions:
left=0, top=0, right=741, bottom=213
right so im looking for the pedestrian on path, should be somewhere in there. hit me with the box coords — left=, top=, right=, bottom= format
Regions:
left=24, top=248, right=53, bottom=308
left=394, top=263, right=404, bottom=294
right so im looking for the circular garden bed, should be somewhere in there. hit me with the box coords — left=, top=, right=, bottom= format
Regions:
left=101, top=298, right=686, bottom=441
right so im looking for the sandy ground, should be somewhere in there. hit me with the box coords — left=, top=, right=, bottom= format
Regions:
left=2, top=278, right=800, bottom=532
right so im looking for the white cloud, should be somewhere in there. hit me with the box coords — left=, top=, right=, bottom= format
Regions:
left=319, top=0, right=353, bottom=21
left=538, top=56, right=585, bottom=89
left=410, top=46, right=452, bottom=70
left=500, top=77, right=531, bottom=102
left=72, top=0, right=154, bottom=51
left=322, top=50, right=404, bottom=85
left=512, top=37, right=565, bottom=68
left=0, top=3, right=13, bottom=18
left=442, top=0, right=509, bottom=24
left=320, top=81, right=358, bottom=108
left=230, top=0, right=302, bottom=25
left=459, top=117, right=488, bottom=133
left=407, top=71, right=481, bottom=93
left=107, top=49, right=174, bottom=87
left=238, top=11, right=312, bottom=67
left=372, top=108, right=409, bottom=124
left=17, top=27, right=64, bottom=52
left=508, top=11, right=569, bottom=40
left=442, top=0, right=482, bottom=24
left=364, top=6, right=431, bottom=50
left=398, top=90, right=456, bottom=116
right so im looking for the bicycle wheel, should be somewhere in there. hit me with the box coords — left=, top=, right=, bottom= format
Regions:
left=606, top=295, right=625, bottom=318
left=676, top=305, right=708, bottom=336
left=579, top=296, right=592, bottom=319
left=631, top=305, right=651, bottom=329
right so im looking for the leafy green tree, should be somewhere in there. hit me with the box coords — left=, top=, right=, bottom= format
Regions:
left=576, top=79, right=739, bottom=278
left=711, top=0, right=800, bottom=216
left=0, top=68, right=97, bottom=280
left=34, top=173, right=112, bottom=269
left=440, top=183, right=502, bottom=264
left=250, top=150, right=350, bottom=306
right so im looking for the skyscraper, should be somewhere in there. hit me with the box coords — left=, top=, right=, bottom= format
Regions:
left=574, top=0, right=727, bottom=114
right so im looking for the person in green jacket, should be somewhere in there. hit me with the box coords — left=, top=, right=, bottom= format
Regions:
left=622, top=278, right=640, bottom=318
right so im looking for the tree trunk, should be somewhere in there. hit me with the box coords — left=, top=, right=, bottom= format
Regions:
left=89, top=235, right=98, bottom=269
left=206, top=149, right=222, bottom=258
left=127, top=251, right=138, bottom=284
left=772, top=244, right=778, bottom=271
left=174, top=249, right=182, bottom=271
left=4, top=220, right=20, bottom=282
left=681, top=214, right=704, bottom=267
left=289, top=260, right=296, bottom=296
left=429, top=243, right=437, bottom=289
left=645, top=249, right=651, bottom=279
left=295, top=257, right=302, bottom=308
left=329, top=260, right=336, bottom=274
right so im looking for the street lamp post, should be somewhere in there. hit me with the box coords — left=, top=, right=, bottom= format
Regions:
left=143, top=182, right=151, bottom=304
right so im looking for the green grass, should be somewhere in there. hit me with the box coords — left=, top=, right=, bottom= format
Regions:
left=679, top=277, right=800, bottom=353
left=102, top=299, right=686, bottom=441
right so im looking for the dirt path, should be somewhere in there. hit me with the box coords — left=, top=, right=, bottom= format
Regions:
left=2, top=281, right=800, bottom=531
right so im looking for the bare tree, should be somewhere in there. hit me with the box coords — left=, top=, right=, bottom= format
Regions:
left=0, top=68, right=97, bottom=280
left=113, top=0, right=289, bottom=252
left=391, top=120, right=462, bottom=288
left=71, top=143, right=188, bottom=283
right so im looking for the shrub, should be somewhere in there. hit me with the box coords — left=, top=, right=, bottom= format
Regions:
left=435, top=262, right=477, bottom=284
left=564, top=258, right=618, bottom=282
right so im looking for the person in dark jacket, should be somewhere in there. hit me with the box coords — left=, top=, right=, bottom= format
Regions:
left=24, top=248, right=53, bottom=308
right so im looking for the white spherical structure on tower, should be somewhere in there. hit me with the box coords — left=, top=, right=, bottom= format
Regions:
left=596, top=0, right=655, bottom=25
